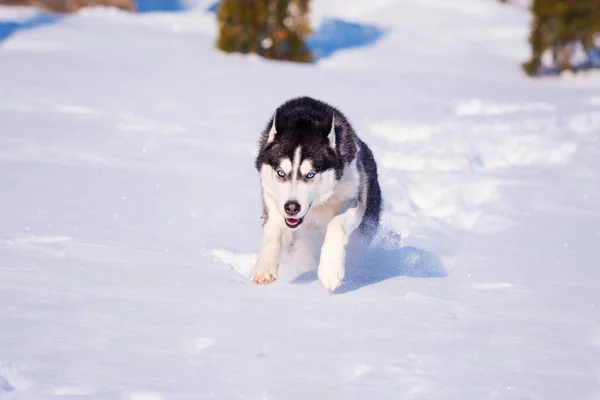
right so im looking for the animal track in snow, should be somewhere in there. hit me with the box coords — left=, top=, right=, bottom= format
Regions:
left=367, top=109, right=582, bottom=233
left=386, top=173, right=513, bottom=232
left=369, top=119, right=578, bottom=172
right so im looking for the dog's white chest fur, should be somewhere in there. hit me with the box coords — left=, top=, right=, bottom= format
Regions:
left=252, top=159, right=364, bottom=291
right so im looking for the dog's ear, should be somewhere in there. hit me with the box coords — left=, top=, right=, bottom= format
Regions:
left=266, top=111, right=278, bottom=144
left=327, top=114, right=336, bottom=150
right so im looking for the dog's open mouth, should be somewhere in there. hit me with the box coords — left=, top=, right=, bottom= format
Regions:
left=285, top=217, right=303, bottom=228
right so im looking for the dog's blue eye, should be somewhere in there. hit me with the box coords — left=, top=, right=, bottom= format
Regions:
left=306, top=172, right=315, bottom=179
left=277, top=170, right=285, bottom=177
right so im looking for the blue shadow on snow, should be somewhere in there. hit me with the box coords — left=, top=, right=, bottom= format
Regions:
left=0, top=374, right=15, bottom=392
left=307, top=18, right=387, bottom=61
left=204, top=2, right=388, bottom=62
left=1, top=0, right=388, bottom=59
left=291, top=230, right=447, bottom=294
left=135, top=0, right=187, bottom=12
left=205, top=1, right=219, bottom=13
left=0, top=0, right=196, bottom=43
left=0, top=13, right=60, bottom=43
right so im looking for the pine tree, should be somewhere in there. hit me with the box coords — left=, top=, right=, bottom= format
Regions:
left=215, top=0, right=313, bottom=63
left=521, top=0, right=560, bottom=76
left=522, top=0, right=600, bottom=77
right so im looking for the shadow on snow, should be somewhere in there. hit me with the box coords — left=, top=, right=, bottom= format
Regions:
left=205, top=1, right=388, bottom=62
left=0, top=0, right=189, bottom=44
left=307, top=18, right=387, bottom=61
left=135, top=0, right=187, bottom=12
left=0, top=13, right=60, bottom=43
left=0, top=0, right=195, bottom=45
left=291, top=229, right=447, bottom=294
left=205, top=1, right=219, bottom=13
left=1, top=0, right=387, bottom=60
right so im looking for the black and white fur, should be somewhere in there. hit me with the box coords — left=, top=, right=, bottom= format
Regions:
left=250, top=96, right=382, bottom=291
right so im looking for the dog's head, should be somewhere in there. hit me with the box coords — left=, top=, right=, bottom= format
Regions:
left=256, top=108, right=342, bottom=229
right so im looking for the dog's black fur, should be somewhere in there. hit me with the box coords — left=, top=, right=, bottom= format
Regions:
left=255, top=96, right=382, bottom=239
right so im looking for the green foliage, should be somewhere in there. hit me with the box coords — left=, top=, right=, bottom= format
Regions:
left=522, top=0, right=600, bottom=77
left=215, top=0, right=313, bottom=63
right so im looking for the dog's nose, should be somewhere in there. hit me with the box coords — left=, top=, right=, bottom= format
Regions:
left=284, top=201, right=301, bottom=216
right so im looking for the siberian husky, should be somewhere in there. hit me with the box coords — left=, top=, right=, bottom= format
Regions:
left=250, top=96, right=382, bottom=291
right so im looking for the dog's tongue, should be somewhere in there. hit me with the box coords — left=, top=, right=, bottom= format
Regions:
left=286, top=218, right=299, bottom=226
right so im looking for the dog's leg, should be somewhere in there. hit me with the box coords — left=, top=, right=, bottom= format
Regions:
left=250, top=194, right=286, bottom=284
left=250, top=221, right=282, bottom=284
left=318, top=200, right=365, bottom=291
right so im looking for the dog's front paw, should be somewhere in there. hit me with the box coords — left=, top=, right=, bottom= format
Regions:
left=250, top=260, right=278, bottom=285
left=317, top=251, right=345, bottom=292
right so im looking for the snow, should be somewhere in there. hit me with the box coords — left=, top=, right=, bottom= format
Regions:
left=1, top=0, right=600, bottom=399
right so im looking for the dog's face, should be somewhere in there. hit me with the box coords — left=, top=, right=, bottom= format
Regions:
left=258, top=113, right=341, bottom=229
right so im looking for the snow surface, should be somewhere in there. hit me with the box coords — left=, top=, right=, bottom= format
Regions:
left=1, top=0, right=600, bottom=399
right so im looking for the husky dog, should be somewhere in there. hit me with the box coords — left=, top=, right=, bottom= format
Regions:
left=250, top=96, right=382, bottom=291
